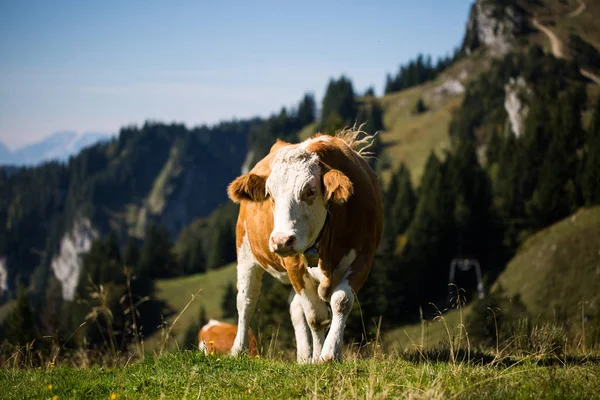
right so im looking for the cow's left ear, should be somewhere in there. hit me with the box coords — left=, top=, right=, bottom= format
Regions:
left=227, top=173, right=268, bottom=203
left=323, top=169, right=353, bottom=204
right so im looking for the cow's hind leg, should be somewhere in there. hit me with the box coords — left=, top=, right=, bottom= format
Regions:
left=231, top=241, right=264, bottom=356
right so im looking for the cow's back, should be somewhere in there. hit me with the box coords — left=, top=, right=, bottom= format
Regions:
left=198, top=320, right=258, bottom=356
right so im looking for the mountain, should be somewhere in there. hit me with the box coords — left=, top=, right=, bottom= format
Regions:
left=0, top=132, right=111, bottom=166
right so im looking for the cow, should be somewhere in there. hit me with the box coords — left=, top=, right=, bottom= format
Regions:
left=226, top=129, right=384, bottom=362
left=198, top=319, right=258, bottom=356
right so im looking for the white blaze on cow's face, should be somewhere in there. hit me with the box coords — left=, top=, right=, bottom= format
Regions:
left=266, top=146, right=328, bottom=256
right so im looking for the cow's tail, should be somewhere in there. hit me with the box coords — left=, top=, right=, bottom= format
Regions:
left=335, top=123, right=379, bottom=159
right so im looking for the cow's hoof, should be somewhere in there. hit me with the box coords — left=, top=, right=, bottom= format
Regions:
left=317, top=353, right=340, bottom=363
left=230, top=346, right=243, bottom=357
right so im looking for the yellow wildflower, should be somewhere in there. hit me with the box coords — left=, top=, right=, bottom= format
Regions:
left=110, top=394, right=118, bottom=400
left=48, top=384, right=53, bottom=390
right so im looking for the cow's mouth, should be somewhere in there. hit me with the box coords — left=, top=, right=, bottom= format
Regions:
left=273, top=248, right=300, bottom=257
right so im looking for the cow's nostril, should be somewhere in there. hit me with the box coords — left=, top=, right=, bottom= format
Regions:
left=284, top=236, right=295, bottom=248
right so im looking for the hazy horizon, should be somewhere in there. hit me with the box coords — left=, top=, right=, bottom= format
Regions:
left=0, top=0, right=473, bottom=150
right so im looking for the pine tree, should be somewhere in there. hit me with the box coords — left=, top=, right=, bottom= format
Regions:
left=221, top=281, right=237, bottom=320
left=3, top=284, right=38, bottom=345
left=402, top=152, right=454, bottom=310
left=297, top=93, right=316, bottom=126
left=139, top=224, right=178, bottom=278
left=321, top=76, right=357, bottom=132
left=527, top=136, right=572, bottom=228
left=124, top=236, right=140, bottom=268
left=390, top=164, right=417, bottom=239
left=206, top=223, right=236, bottom=269
left=581, top=96, right=600, bottom=205
left=486, top=132, right=503, bottom=167
left=412, top=98, right=427, bottom=114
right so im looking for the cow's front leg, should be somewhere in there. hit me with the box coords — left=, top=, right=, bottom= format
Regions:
left=297, top=277, right=329, bottom=362
left=231, top=260, right=263, bottom=357
left=289, top=291, right=312, bottom=363
left=320, top=279, right=354, bottom=362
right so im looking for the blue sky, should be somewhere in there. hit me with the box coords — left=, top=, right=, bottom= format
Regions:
left=0, top=0, right=473, bottom=149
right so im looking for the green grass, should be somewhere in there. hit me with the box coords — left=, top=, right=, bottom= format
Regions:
left=143, top=263, right=237, bottom=351
left=384, top=307, right=472, bottom=353
left=2, top=351, right=599, bottom=399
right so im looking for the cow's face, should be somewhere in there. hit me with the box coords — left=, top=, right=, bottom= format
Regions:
left=228, top=145, right=353, bottom=256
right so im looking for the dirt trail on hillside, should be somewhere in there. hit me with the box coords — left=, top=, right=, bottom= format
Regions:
left=533, top=10, right=600, bottom=85
left=568, top=0, right=586, bottom=18
left=532, top=18, right=564, bottom=58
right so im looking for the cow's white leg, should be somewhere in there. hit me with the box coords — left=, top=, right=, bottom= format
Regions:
left=231, top=236, right=264, bottom=356
left=289, top=291, right=312, bottom=363
left=198, top=340, right=208, bottom=354
left=320, top=279, right=354, bottom=362
left=298, top=277, right=329, bottom=363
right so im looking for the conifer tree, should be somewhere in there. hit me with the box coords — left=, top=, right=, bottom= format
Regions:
left=581, top=96, right=600, bottom=205
left=321, top=76, right=357, bottom=132
left=139, top=224, right=177, bottom=278
left=3, top=284, right=38, bottom=345
left=297, top=93, right=316, bottom=126
left=221, top=281, right=237, bottom=320
left=124, top=236, right=140, bottom=268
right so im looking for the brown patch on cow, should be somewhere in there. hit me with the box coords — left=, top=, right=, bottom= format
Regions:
left=199, top=320, right=258, bottom=356
left=283, top=256, right=308, bottom=293
left=322, top=169, right=353, bottom=204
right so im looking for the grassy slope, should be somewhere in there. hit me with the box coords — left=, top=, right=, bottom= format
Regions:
left=385, top=207, right=600, bottom=351
left=377, top=51, right=488, bottom=186
left=2, top=352, right=599, bottom=399
left=493, top=207, right=600, bottom=322
left=143, top=263, right=237, bottom=351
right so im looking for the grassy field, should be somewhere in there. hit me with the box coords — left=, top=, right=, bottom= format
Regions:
left=2, top=351, right=599, bottom=399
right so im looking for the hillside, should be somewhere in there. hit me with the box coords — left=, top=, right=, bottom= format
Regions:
left=0, top=121, right=252, bottom=299
left=493, top=206, right=600, bottom=329
left=383, top=207, right=600, bottom=352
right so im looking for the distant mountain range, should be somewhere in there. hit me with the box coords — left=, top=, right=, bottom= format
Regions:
left=0, top=131, right=111, bottom=166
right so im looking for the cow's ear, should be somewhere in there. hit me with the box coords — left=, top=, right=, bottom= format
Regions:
left=228, top=173, right=268, bottom=203
left=323, top=169, right=353, bottom=204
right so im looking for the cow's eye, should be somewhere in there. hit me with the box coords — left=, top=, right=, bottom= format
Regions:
left=306, top=187, right=316, bottom=198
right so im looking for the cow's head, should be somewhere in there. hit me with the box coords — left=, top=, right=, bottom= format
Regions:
left=228, top=145, right=353, bottom=256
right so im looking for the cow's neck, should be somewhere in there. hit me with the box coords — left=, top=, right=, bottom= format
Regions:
left=303, top=205, right=331, bottom=268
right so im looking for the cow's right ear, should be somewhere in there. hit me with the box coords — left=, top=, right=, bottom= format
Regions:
left=227, top=173, right=268, bottom=203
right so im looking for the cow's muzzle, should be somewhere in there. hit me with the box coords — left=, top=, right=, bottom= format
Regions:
left=269, top=232, right=297, bottom=256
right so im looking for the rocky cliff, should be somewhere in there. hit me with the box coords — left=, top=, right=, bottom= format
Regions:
left=462, top=0, right=529, bottom=56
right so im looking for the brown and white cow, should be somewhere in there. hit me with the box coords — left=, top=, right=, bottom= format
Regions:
left=198, top=319, right=257, bottom=356
left=227, top=130, right=383, bottom=362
